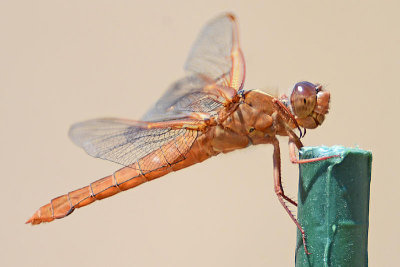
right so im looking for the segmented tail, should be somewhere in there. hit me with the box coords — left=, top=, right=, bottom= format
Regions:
left=26, top=164, right=157, bottom=225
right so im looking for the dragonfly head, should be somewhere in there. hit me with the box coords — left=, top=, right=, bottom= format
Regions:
left=290, top=81, right=330, bottom=129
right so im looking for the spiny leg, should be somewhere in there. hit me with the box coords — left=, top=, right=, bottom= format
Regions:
left=271, top=138, right=310, bottom=254
left=289, top=141, right=340, bottom=164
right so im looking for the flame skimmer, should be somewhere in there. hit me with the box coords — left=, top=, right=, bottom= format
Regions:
left=27, top=13, right=333, bottom=253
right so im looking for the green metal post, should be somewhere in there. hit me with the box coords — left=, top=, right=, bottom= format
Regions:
left=295, top=146, right=372, bottom=267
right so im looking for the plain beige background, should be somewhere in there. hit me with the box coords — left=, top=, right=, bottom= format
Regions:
left=1, top=0, right=399, bottom=266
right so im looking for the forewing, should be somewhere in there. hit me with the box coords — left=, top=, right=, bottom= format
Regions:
left=143, top=13, right=244, bottom=122
left=184, top=13, right=245, bottom=90
left=68, top=14, right=246, bottom=171
left=142, top=75, right=227, bottom=121
left=69, top=118, right=198, bottom=170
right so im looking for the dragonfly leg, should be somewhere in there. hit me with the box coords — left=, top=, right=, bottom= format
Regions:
left=272, top=138, right=310, bottom=254
left=289, top=141, right=340, bottom=164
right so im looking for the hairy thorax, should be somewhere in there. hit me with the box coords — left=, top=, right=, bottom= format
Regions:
left=207, top=90, right=292, bottom=154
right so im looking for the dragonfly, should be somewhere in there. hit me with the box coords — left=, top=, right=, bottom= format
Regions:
left=26, top=13, right=334, bottom=254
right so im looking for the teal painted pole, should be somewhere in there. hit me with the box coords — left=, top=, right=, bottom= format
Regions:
left=295, top=146, right=372, bottom=267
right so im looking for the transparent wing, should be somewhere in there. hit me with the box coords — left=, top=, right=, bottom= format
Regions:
left=142, top=13, right=245, bottom=122
left=184, top=13, right=245, bottom=90
left=141, top=75, right=227, bottom=121
left=69, top=118, right=198, bottom=170
left=68, top=14, right=246, bottom=170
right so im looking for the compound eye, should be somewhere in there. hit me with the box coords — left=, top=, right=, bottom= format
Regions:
left=290, top=81, right=317, bottom=118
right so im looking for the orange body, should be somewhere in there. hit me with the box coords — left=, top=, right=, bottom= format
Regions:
left=27, top=91, right=292, bottom=224
left=26, top=14, right=333, bottom=254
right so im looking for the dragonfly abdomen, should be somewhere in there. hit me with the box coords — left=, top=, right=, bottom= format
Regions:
left=26, top=130, right=217, bottom=225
